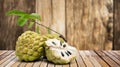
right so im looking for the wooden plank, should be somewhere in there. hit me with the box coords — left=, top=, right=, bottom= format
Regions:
left=91, top=0, right=107, bottom=50
left=36, top=0, right=52, bottom=34
left=70, top=60, right=77, bottom=67
left=73, top=0, right=85, bottom=50
left=102, top=51, right=120, bottom=65
left=0, top=51, right=12, bottom=61
left=77, top=0, right=90, bottom=50
left=95, top=51, right=119, bottom=67
left=4, top=56, right=18, bottom=67
left=0, top=50, right=8, bottom=56
left=114, top=0, right=120, bottom=50
left=74, top=0, right=88, bottom=50
left=113, top=51, right=120, bottom=59
left=76, top=51, right=86, bottom=67
left=11, top=60, right=21, bottom=67
left=0, top=0, right=36, bottom=50
left=0, top=0, right=113, bottom=50
left=32, top=60, right=42, bottom=67
left=0, top=52, right=15, bottom=67
left=90, top=51, right=109, bottom=67
left=19, top=62, right=27, bottom=67
left=25, top=62, right=34, bottom=67
left=84, top=0, right=93, bottom=50
left=108, top=51, right=120, bottom=60
left=39, top=60, right=48, bottom=67
left=35, top=0, right=42, bottom=34
left=47, top=63, right=55, bottom=67
left=117, top=50, right=120, bottom=52
left=0, top=50, right=3, bottom=54
left=62, top=64, right=70, bottom=67
left=113, top=51, right=120, bottom=56
left=101, top=0, right=113, bottom=50
left=66, top=0, right=74, bottom=46
left=1, top=50, right=120, bottom=67
left=51, top=0, right=66, bottom=37
left=84, top=51, right=101, bottom=67
left=0, top=51, right=13, bottom=64
left=55, top=64, right=63, bottom=67
left=79, top=51, right=94, bottom=67
left=66, top=0, right=113, bottom=50
left=117, top=51, right=120, bottom=53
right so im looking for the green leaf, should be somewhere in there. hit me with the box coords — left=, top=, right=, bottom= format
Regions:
left=17, top=16, right=28, bottom=26
left=29, top=13, right=41, bottom=21
left=35, top=26, right=40, bottom=34
left=28, top=22, right=34, bottom=29
left=6, top=10, right=42, bottom=32
left=6, top=10, right=28, bottom=16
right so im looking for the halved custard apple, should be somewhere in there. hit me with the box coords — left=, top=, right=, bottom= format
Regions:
left=45, top=39, right=77, bottom=64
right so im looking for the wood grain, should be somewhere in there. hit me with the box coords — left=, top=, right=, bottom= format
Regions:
left=0, top=0, right=114, bottom=50
left=84, top=51, right=101, bottom=67
left=76, top=51, right=86, bottom=67
left=0, top=51, right=14, bottom=65
left=65, top=0, right=113, bottom=50
left=6, top=57, right=18, bottom=67
left=51, top=0, right=66, bottom=37
left=90, top=51, right=109, bottom=67
left=36, top=0, right=52, bottom=34
left=103, top=51, right=120, bottom=65
left=1, top=50, right=120, bottom=67
left=11, top=60, right=21, bottom=67
left=66, top=0, right=74, bottom=46
left=0, top=0, right=36, bottom=50
left=39, top=61, right=48, bottom=67
left=26, top=62, right=34, bottom=67
left=79, top=51, right=94, bottom=67
left=95, top=51, right=119, bottom=67
left=114, top=0, right=120, bottom=50
left=32, top=61, right=42, bottom=67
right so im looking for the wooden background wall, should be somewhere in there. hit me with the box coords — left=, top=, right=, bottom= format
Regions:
left=114, top=0, right=120, bottom=50
left=36, top=0, right=113, bottom=50
left=0, top=0, right=118, bottom=50
left=0, top=0, right=35, bottom=50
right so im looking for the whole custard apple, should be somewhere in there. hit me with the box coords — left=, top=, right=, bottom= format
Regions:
left=15, top=31, right=45, bottom=61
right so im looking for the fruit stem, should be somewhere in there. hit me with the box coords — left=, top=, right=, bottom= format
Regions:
left=35, top=21, right=67, bottom=42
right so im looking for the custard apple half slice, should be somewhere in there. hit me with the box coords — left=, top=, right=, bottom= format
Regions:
left=45, top=38, right=77, bottom=64
left=15, top=31, right=44, bottom=61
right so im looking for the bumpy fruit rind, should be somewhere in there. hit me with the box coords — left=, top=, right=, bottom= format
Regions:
left=15, top=31, right=44, bottom=61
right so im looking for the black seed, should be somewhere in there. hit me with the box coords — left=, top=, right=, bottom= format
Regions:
left=65, top=52, right=69, bottom=56
left=63, top=44, right=66, bottom=47
left=60, top=42, right=62, bottom=46
left=61, top=52, right=64, bottom=57
left=52, top=41, right=56, bottom=45
left=67, top=50, right=72, bottom=55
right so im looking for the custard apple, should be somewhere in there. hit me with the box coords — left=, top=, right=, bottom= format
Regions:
left=41, top=34, right=64, bottom=43
left=15, top=31, right=44, bottom=61
left=45, top=38, right=77, bottom=64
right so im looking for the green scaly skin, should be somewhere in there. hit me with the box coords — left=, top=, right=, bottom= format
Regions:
left=16, top=31, right=45, bottom=61
left=16, top=31, right=64, bottom=62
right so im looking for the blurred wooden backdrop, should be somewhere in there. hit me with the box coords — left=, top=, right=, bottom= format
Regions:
left=0, top=0, right=35, bottom=49
left=0, top=0, right=118, bottom=50
left=36, top=0, right=113, bottom=50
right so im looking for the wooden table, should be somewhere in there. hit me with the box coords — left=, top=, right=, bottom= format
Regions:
left=0, top=50, right=120, bottom=67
